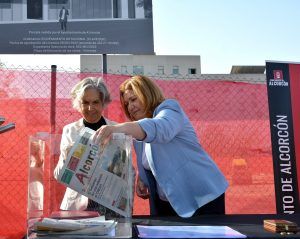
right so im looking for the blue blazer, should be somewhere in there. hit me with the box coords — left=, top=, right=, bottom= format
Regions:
left=134, top=99, right=228, bottom=217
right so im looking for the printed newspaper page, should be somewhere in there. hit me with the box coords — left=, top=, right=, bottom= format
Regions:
left=57, top=127, right=133, bottom=217
left=33, top=217, right=117, bottom=236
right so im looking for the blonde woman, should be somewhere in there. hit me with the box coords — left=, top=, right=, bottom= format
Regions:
left=94, top=75, right=228, bottom=218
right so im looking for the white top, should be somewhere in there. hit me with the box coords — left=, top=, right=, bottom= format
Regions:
left=61, top=9, right=66, bottom=19
left=142, top=143, right=168, bottom=201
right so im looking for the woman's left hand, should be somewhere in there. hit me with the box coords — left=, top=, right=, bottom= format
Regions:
left=136, top=176, right=150, bottom=199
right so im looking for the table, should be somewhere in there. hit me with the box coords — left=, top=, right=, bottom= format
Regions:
left=132, top=214, right=300, bottom=238
left=27, top=214, right=300, bottom=238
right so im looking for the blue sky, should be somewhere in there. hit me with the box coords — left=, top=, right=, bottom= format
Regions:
left=1, top=0, right=300, bottom=73
left=153, top=0, right=300, bottom=73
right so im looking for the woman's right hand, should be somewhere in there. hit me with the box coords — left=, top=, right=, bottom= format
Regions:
left=93, top=125, right=116, bottom=148
left=136, top=176, right=150, bottom=199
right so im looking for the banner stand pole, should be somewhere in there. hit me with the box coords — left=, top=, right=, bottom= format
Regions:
left=50, top=65, right=57, bottom=134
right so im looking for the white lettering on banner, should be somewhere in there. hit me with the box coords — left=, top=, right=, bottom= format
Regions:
left=274, top=115, right=294, bottom=213
left=282, top=196, right=294, bottom=213
left=269, top=79, right=289, bottom=87
left=281, top=178, right=293, bottom=192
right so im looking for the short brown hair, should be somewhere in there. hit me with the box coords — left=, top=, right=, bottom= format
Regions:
left=120, top=75, right=165, bottom=120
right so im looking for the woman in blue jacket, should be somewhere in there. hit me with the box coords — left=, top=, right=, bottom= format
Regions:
left=95, top=75, right=228, bottom=217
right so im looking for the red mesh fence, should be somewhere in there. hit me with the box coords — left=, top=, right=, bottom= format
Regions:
left=0, top=67, right=275, bottom=238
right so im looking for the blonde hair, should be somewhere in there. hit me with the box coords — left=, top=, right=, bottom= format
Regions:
left=119, top=75, right=165, bottom=120
left=71, top=77, right=111, bottom=111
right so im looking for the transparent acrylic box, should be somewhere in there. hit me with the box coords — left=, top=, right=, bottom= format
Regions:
left=27, top=131, right=133, bottom=238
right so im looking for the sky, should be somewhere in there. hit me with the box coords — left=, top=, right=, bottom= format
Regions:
left=0, top=0, right=300, bottom=74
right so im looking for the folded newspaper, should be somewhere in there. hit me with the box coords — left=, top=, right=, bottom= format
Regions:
left=33, top=216, right=117, bottom=236
left=57, top=127, right=133, bottom=217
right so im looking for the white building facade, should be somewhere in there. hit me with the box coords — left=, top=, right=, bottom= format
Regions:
left=0, top=0, right=151, bottom=22
left=80, top=54, right=201, bottom=77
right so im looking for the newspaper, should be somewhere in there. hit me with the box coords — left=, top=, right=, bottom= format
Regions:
left=57, top=127, right=133, bottom=217
left=33, top=217, right=117, bottom=236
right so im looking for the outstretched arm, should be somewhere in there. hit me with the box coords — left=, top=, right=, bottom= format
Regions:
left=94, top=122, right=146, bottom=145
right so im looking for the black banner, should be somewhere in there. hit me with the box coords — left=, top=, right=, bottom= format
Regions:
left=0, top=0, right=154, bottom=54
left=0, top=20, right=154, bottom=54
left=266, top=61, right=299, bottom=214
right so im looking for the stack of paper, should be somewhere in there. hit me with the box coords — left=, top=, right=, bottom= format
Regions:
left=32, top=216, right=117, bottom=237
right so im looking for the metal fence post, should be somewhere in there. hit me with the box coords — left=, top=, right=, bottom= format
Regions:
left=51, top=65, right=57, bottom=134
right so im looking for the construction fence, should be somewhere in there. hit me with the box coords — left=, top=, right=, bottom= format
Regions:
left=0, top=65, right=274, bottom=238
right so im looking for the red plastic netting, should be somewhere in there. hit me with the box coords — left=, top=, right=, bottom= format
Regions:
left=0, top=69, right=274, bottom=238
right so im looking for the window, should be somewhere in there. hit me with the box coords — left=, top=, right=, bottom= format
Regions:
left=121, top=66, right=128, bottom=74
left=71, top=0, right=112, bottom=19
left=0, top=0, right=11, bottom=9
left=133, top=66, right=144, bottom=75
left=188, top=68, right=197, bottom=75
left=158, top=65, right=164, bottom=75
left=172, top=66, right=179, bottom=75
left=48, top=0, right=69, bottom=9
left=27, top=0, right=43, bottom=20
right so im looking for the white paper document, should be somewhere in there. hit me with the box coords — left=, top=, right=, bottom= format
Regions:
left=136, top=225, right=247, bottom=238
